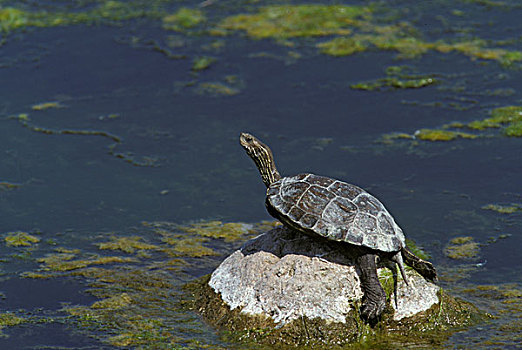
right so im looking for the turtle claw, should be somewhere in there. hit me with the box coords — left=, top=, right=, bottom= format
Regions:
left=360, top=295, right=386, bottom=326
left=356, top=253, right=387, bottom=325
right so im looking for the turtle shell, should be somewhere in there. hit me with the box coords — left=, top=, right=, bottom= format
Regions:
left=266, top=173, right=406, bottom=252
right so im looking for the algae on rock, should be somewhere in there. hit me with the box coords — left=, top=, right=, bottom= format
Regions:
left=191, top=227, right=484, bottom=347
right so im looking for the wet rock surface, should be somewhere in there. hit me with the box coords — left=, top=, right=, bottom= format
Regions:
left=190, top=227, right=485, bottom=346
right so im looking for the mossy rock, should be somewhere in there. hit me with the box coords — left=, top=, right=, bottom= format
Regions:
left=186, top=228, right=485, bottom=347
left=188, top=276, right=483, bottom=347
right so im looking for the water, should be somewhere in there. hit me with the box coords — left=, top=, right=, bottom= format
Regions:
left=0, top=0, right=521, bottom=348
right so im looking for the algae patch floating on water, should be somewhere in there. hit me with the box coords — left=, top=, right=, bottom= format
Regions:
left=31, top=101, right=64, bottom=111
left=97, top=236, right=160, bottom=254
left=10, top=103, right=164, bottom=167
left=414, top=129, right=478, bottom=141
left=482, top=203, right=522, bottom=214
left=464, top=106, right=522, bottom=134
left=8, top=220, right=272, bottom=348
left=191, top=56, right=216, bottom=71
left=177, top=220, right=262, bottom=242
left=162, top=7, right=205, bottom=32
left=218, top=4, right=371, bottom=39
left=0, top=218, right=504, bottom=348
left=382, top=105, right=522, bottom=143
left=351, top=65, right=439, bottom=91
left=443, top=105, right=522, bottom=138
left=0, top=2, right=160, bottom=34
left=4, top=231, right=40, bottom=247
left=444, top=236, right=481, bottom=260
left=215, top=4, right=522, bottom=65
left=0, top=312, right=27, bottom=337
left=195, top=82, right=240, bottom=96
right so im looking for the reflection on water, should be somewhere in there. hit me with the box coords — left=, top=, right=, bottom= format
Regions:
left=0, top=0, right=520, bottom=348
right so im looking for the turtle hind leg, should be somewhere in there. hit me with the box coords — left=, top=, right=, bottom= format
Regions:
left=401, top=247, right=437, bottom=283
left=391, top=251, right=409, bottom=286
left=356, top=253, right=386, bottom=326
left=382, top=259, right=399, bottom=309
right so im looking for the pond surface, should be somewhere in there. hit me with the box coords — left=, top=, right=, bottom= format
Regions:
left=0, top=0, right=520, bottom=348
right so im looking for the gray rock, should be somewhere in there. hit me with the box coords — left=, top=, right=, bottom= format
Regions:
left=209, top=226, right=440, bottom=325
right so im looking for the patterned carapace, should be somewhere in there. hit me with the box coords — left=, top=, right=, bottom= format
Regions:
left=267, top=173, right=406, bottom=252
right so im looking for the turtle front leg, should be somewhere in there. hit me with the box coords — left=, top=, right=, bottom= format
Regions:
left=356, top=253, right=386, bottom=325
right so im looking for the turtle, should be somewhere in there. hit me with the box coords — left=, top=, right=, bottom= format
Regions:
left=239, top=132, right=437, bottom=325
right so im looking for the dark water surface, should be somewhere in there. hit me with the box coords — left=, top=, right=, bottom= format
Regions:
left=0, top=0, right=521, bottom=348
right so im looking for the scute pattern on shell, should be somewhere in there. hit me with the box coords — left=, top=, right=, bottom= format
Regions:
left=267, top=174, right=406, bottom=252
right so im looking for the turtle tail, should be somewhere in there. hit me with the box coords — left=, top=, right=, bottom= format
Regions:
left=401, top=247, right=437, bottom=283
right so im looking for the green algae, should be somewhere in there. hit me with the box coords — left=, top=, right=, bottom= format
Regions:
left=13, top=220, right=268, bottom=347
left=318, top=29, right=522, bottom=64
left=466, top=106, right=522, bottom=131
left=31, top=101, right=63, bottom=111
left=139, top=221, right=220, bottom=258
left=188, top=274, right=483, bottom=348
left=458, top=282, right=521, bottom=347
left=98, top=236, right=160, bottom=254
left=62, top=267, right=191, bottom=348
left=162, top=236, right=218, bottom=257
left=414, top=129, right=477, bottom=141
left=155, top=225, right=219, bottom=257
left=175, top=75, right=244, bottom=96
left=38, top=253, right=135, bottom=272
left=202, top=40, right=226, bottom=54
left=352, top=76, right=437, bottom=90
left=504, top=121, right=522, bottom=137
left=463, top=284, right=522, bottom=300
left=444, top=236, right=481, bottom=260
left=91, top=292, right=133, bottom=310
left=13, top=112, right=121, bottom=142
left=0, top=312, right=25, bottom=327
left=447, top=105, right=522, bottom=137
left=0, top=8, right=28, bottom=33
left=162, top=7, right=205, bottom=31
left=195, top=82, right=240, bottom=96
left=0, top=219, right=492, bottom=347
left=324, top=32, right=434, bottom=60
left=482, top=203, right=522, bottom=214
left=12, top=109, right=161, bottom=167
left=383, top=105, right=522, bottom=143
left=177, top=220, right=259, bottom=242
left=351, top=65, right=438, bottom=91
left=317, top=36, right=367, bottom=56
left=4, top=231, right=40, bottom=247
left=1, top=1, right=521, bottom=71
left=0, top=181, right=22, bottom=190
left=0, top=312, right=26, bottom=336
left=219, top=5, right=370, bottom=39
left=216, top=4, right=522, bottom=65
left=434, top=39, right=522, bottom=66
left=41, top=220, right=267, bottom=348
left=379, top=133, right=415, bottom=145
left=463, top=0, right=510, bottom=6
left=0, top=2, right=156, bottom=34
left=191, top=56, right=216, bottom=71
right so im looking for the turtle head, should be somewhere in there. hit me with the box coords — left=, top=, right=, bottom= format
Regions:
left=240, top=132, right=281, bottom=188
